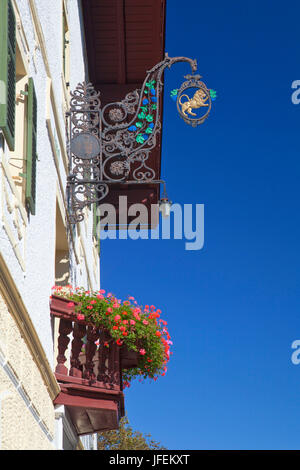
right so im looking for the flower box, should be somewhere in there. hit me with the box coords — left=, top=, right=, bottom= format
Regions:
left=120, top=345, right=139, bottom=369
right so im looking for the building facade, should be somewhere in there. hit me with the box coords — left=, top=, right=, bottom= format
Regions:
left=0, top=0, right=99, bottom=450
left=0, top=0, right=166, bottom=450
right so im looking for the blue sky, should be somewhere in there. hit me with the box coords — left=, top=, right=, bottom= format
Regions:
left=100, top=0, right=300, bottom=449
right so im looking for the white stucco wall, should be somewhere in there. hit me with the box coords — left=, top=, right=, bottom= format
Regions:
left=0, top=0, right=100, bottom=450
left=0, top=0, right=99, bottom=365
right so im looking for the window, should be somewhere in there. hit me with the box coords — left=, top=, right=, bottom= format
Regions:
left=55, top=201, right=70, bottom=286
left=8, top=42, right=27, bottom=202
left=8, top=65, right=37, bottom=216
left=0, top=0, right=38, bottom=216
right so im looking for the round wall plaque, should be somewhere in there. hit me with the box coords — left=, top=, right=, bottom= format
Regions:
left=70, top=133, right=101, bottom=159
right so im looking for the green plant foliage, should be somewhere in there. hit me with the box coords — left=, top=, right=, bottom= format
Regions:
left=97, top=416, right=166, bottom=450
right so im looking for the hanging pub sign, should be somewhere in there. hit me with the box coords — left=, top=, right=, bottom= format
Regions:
left=67, top=54, right=215, bottom=223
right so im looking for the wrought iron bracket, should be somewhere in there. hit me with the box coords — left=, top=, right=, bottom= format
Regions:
left=67, top=54, right=209, bottom=224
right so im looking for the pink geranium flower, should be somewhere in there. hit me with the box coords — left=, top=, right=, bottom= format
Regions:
left=139, top=349, right=146, bottom=355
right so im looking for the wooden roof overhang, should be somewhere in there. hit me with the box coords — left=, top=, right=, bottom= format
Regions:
left=81, top=0, right=166, bottom=228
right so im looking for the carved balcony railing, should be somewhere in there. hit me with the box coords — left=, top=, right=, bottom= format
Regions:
left=50, top=295, right=138, bottom=436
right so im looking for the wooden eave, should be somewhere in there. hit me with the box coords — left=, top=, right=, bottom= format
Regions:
left=81, top=0, right=166, bottom=227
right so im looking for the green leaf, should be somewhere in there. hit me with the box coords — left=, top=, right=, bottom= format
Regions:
left=136, top=134, right=145, bottom=143
left=145, top=80, right=155, bottom=88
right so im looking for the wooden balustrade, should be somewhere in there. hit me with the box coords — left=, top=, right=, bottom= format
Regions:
left=56, top=318, right=73, bottom=375
left=50, top=295, right=134, bottom=435
left=50, top=295, right=123, bottom=391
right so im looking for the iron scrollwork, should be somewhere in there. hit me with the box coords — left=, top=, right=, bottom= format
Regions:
left=67, top=54, right=201, bottom=224
left=67, top=82, right=109, bottom=224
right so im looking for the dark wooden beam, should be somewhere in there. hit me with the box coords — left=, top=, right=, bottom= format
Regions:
left=116, top=0, right=127, bottom=84
left=81, top=0, right=97, bottom=84
left=80, top=0, right=166, bottom=228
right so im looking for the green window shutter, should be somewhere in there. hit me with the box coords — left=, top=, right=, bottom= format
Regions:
left=0, top=0, right=16, bottom=151
left=26, top=78, right=37, bottom=215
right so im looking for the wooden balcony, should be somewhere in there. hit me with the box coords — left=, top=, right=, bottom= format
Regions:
left=50, top=295, right=138, bottom=436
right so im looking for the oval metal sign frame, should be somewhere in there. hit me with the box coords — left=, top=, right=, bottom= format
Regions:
left=176, top=75, right=212, bottom=127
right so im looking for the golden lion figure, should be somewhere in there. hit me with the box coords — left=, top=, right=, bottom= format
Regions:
left=179, top=88, right=209, bottom=117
